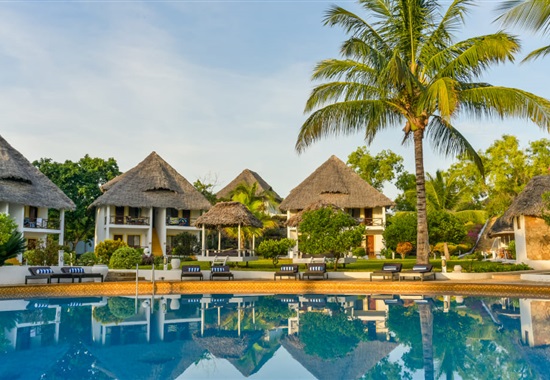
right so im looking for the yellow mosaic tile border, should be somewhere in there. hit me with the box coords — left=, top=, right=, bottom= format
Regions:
left=1, top=280, right=550, bottom=299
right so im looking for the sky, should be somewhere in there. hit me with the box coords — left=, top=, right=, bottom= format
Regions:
left=1, top=0, right=549, bottom=200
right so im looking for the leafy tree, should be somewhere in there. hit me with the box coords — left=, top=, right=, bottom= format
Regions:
left=109, top=247, right=142, bottom=269
left=193, top=179, right=217, bottom=205
left=23, top=237, right=69, bottom=265
left=0, top=214, right=17, bottom=246
left=256, top=238, right=295, bottom=266
left=347, top=146, right=407, bottom=191
left=300, top=311, right=366, bottom=359
left=298, top=207, right=364, bottom=270
left=383, top=213, right=418, bottom=252
left=94, top=239, right=128, bottom=265
left=33, top=155, right=120, bottom=248
left=295, top=0, right=550, bottom=264
left=498, top=0, right=550, bottom=61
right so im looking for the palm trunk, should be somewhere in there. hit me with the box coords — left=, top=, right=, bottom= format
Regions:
left=418, top=303, right=434, bottom=380
left=414, top=129, right=430, bottom=264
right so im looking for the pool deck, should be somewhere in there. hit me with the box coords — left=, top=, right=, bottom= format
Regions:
left=2, top=272, right=550, bottom=299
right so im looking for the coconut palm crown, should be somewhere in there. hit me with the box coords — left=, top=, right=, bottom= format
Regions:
left=296, top=0, right=550, bottom=264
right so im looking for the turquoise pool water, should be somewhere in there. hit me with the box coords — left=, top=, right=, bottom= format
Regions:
left=0, top=293, right=545, bottom=379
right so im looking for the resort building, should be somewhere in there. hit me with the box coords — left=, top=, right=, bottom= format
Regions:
left=498, top=175, right=550, bottom=269
left=0, top=135, right=75, bottom=248
left=279, top=155, right=394, bottom=258
left=216, top=168, right=282, bottom=214
left=90, top=152, right=211, bottom=256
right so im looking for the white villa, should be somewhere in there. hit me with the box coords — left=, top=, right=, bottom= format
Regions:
left=90, top=152, right=211, bottom=256
left=279, top=155, right=394, bottom=258
left=0, top=135, right=75, bottom=248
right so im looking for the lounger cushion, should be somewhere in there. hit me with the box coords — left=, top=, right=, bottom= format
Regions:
left=68, top=267, right=85, bottom=273
left=186, top=267, right=200, bottom=272
left=383, top=265, right=398, bottom=271
left=412, top=265, right=430, bottom=271
left=280, top=265, right=295, bottom=271
left=211, top=266, right=228, bottom=272
left=308, top=265, right=325, bottom=271
left=36, top=268, right=53, bottom=274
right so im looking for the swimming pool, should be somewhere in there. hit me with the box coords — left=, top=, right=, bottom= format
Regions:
left=0, top=293, right=545, bottom=379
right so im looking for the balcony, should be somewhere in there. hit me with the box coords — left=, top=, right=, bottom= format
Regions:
left=23, top=218, right=60, bottom=230
left=109, top=216, right=150, bottom=226
left=358, top=218, right=384, bottom=227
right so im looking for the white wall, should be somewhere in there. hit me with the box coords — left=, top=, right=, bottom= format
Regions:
left=514, top=215, right=528, bottom=263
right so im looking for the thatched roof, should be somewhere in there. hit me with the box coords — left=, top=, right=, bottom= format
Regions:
left=279, top=155, right=394, bottom=212
left=90, top=151, right=211, bottom=210
left=281, top=335, right=398, bottom=380
left=0, top=135, right=75, bottom=210
left=488, top=216, right=514, bottom=238
left=192, top=330, right=263, bottom=359
left=217, top=169, right=282, bottom=202
left=500, top=175, right=550, bottom=223
left=194, top=201, right=263, bottom=228
left=286, top=200, right=342, bottom=227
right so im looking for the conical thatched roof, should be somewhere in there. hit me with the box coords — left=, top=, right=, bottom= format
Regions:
left=217, top=169, right=282, bottom=202
left=488, top=216, right=514, bottom=238
left=0, top=135, right=75, bottom=210
left=194, top=201, right=262, bottom=228
left=500, top=175, right=550, bottom=223
left=90, top=152, right=211, bottom=210
left=279, top=155, right=394, bottom=212
left=286, top=200, right=342, bottom=227
left=281, top=335, right=398, bottom=380
left=192, top=330, right=263, bottom=359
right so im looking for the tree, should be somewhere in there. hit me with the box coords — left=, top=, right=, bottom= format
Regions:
left=298, top=207, right=364, bottom=270
left=295, top=0, right=550, bottom=264
left=347, top=146, right=406, bottom=191
left=33, top=155, right=120, bottom=248
left=193, top=179, right=217, bottom=205
left=256, top=238, right=295, bottom=266
left=498, top=0, right=550, bottom=61
left=0, top=231, right=25, bottom=266
left=170, top=232, right=199, bottom=256
left=0, top=214, right=17, bottom=246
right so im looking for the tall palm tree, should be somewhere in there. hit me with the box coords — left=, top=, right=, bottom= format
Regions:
left=296, top=0, right=550, bottom=263
left=497, top=0, right=550, bottom=61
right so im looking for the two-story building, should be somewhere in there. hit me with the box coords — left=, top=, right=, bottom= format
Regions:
left=279, top=155, right=394, bottom=258
left=90, top=152, right=211, bottom=256
left=0, top=135, right=75, bottom=248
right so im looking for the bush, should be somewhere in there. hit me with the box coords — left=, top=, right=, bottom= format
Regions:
left=109, top=247, right=142, bottom=269
left=380, top=247, right=393, bottom=259
left=141, top=254, right=164, bottom=266
left=23, top=239, right=66, bottom=265
left=63, top=251, right=77, bottom=266
left=170, top=232, right=199, bottom=257
left=507, top=240, right=516, bottom=259
left=352, top=247, right=366, bottom=257
left=383, top=213, right=417, bottom=251
left=257, top=238, right=295, bottom=266
left=95, top=239, right=128, bottom=265
left=396, top=242, right=413, bottom=259
left=107, top=297, right=136, bottom=319
left=77, top=252, right=97, bottom=266
left=464, top=262, right=531, bottom=273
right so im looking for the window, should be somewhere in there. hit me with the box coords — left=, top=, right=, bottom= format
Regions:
left=27, top=239, right=37, bottom=250
left=113, top=235, right=123, bottom=242
left=127, top=235, right=141, bottom=248
left=129, top=207, right=141, bottom=218
left=167, top=208, right=179, bottom=217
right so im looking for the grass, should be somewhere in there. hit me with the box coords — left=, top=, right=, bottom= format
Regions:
left=139, top=257, right=531, bottom=273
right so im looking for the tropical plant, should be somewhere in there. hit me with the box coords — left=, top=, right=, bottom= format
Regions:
left=0, top=214, right=17, bottom=246
left=0, top=231, right=25, bottom=266
left=498, top=0, right=550, bottom=61
left=298, top=207, right=364, bottom=270
left=109, top=247, right=142, bottom=269
left=347, top=146, right=408, bottom=191
left=396, top=241, right=414, bottom=259
left=295, top=0, right=550, bottom=264
left=24, top=237, right=68, bottom=266
left=170, top=232, right=199, bottom=257
left=77, top=252, right=97, bottom=266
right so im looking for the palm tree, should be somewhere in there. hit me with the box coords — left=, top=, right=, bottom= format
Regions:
left=296, top=0, right=550, bottom=263
left=497, top=0, right=550, bottom=61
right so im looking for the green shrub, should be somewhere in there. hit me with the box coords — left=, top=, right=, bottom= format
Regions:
left=257, top=238, right=295, bottom=266
left=77, top=252, right=97, bottom=266
left=109, top=247, right=142, bottom=269
left=352, top=247, right=366, bottom=257
left=63, top=251, right=77, bottom=266
left=171, top=232, right=199, bottom=257
left=464, top=262, right=531, bottom=273
left=107, top=297, right=136, bottom=319
left=23, top=239, right=66, bottom=265
left=95, top=239, right=128, bottom=265
left=380, top=247, right=393, bottom=259
left=508, top=241, right=516, bottom=259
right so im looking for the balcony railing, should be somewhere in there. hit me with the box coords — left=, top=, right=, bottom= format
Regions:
left=109, top=216, right=150, bottom=226
left=357, top=217, right=384, bottom=227
left=166, top=217, right=190, bottom=227
left=24, top=218, right=60, bottom=230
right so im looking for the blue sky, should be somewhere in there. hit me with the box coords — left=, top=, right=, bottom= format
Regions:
left=1, top=0, right=549, bottom=199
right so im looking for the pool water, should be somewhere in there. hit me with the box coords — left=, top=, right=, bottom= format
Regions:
left=0, top=293, right=545, bottom=379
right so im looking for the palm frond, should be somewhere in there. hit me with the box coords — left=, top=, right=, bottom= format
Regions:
left=419, top=77, right=459, bottom=119
left=311, top=59, right=379, bottom=85
left=522, top=43, right=550, bottom=61
left=296, top=100, right=401, bottom=153
left=459, top=86, right=550, bottom=131
left=425, top=116, right=484, bottom=175
left=497, top=0, right=550, bottom=35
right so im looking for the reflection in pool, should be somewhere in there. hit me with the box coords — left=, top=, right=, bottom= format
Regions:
left=0, top=293, right=545, bottom=379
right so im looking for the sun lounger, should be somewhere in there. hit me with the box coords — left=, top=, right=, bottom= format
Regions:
left=181, top=265, right=204, bottom=280
left=210, top=265, right=234, bottom=280
left=302, top=263, right=328, bottom=280
left=61, top=267, right=104, bottom=282
left=399, top=264, right=435, bottom=281
left=370, top=263, right=402, bottom=281
left=25, top=267, right=73, bottom=284
left=274, top=264, right=300, bottom=280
